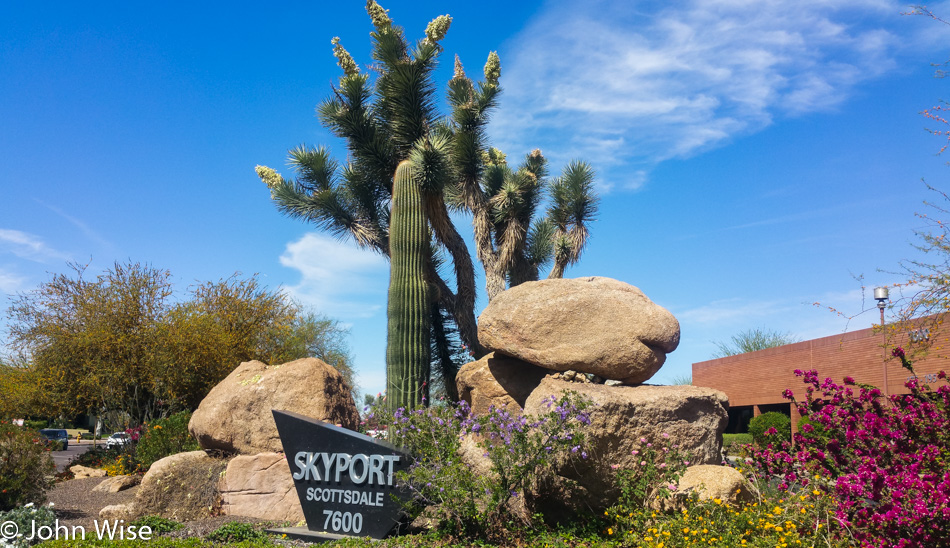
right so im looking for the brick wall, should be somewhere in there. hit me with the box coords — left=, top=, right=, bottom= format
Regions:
left=693, top=315, right=950, bottom=433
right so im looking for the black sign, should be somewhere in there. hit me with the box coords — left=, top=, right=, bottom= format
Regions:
left=272, top=410, right=412, bottom=539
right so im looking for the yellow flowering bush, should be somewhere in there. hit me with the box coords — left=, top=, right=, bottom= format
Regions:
left=102, top=453, right=139, bottom=477
left=606, top=471, right=843, bottom=547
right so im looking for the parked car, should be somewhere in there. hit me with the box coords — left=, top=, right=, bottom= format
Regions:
left=39, top=429, right=68, bottom=450
left=106, top=432, right=131, bottom=449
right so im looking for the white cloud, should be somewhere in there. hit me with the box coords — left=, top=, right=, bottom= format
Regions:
left=490, top=0, right=921, bottom=188
left=38, top=201, right=114, bottom=253
left=677, top=297, right=791, bottom=325
left=278, top=233, right=388, bottom=320
left=0, top=267, right=26, bottom=294
left=0, top=229, right=70, bottom=263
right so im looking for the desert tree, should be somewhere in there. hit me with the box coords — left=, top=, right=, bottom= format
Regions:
left=256, top=1, right=599, bottom=403
left=5, top=262, right=354, bottom=424
left=711, top=328, right=801, bottom=358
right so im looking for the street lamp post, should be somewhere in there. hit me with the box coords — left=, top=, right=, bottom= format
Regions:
left=874, top=287, right=890, bottom=395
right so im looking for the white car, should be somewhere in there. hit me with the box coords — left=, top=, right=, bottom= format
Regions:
left=105, top=432, right=131, bottom=449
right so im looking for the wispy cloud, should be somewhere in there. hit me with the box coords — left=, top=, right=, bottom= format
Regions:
left=37, top=201, right=115, bottom=252
left=0, top=229, right=70, bottom=263
left=677, top=297, right=792, bottom=325
left=490, top=0, right=926, bottom=191
left=0, top=267, right=27, bottom=294
left=278, top=233, right=388, bottom=320
left=676, top=285, right=884, bottom=342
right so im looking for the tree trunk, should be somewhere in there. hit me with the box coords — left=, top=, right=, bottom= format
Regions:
left=424, top=195, right=483, bottom=358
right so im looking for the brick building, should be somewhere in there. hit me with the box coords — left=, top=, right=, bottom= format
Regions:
left=692, top=316, right=949, bottom=434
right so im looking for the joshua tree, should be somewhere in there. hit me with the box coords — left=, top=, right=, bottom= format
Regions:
left=256, top=1, right=598, bottom=404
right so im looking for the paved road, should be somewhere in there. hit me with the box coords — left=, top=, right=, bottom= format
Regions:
left=51, top=439, right=97, bottom=472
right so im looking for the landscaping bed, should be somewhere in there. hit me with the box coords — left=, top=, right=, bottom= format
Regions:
left=42, top=477, right=305, bottom=547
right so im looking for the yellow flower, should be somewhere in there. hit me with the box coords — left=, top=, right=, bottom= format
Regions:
left=714, top=498, right=722, bottom=505
left=607, top=528, right=613, bottom=535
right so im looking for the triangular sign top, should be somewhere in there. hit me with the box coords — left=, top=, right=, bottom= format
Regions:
left=272, top=410, right=413, bottom=539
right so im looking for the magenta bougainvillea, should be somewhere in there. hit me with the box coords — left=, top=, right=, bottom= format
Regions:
left=749, top=361, right=950, bottom=547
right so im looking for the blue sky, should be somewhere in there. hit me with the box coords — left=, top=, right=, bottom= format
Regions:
left=2, top=1, right=948, bottom=397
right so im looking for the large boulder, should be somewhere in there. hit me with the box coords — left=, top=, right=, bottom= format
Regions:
left=478, top=277, right=680, bottom=384
left=219, top=453, right=304, bottom=522
left=523, top=378, right=728, bottom=509
left=189, top=357, right=359, bottom=455
left=456, top=352, right=551, bottom=415
left=134, top=450, right=227, bottom=521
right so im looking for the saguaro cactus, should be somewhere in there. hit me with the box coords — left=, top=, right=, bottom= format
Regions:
left=386, top=160, right=431, bottom=409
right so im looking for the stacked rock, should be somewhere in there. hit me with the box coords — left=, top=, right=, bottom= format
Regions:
left=457, top=276, right=731, bottom=510
left=100, top=358, right=359, bottom=523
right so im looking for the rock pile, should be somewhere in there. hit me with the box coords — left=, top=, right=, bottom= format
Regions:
left=101, top=357, right=358, bottom=523
left=459, top=276, right=730, bottom=512
left=106, top=276, right=734, bottom=522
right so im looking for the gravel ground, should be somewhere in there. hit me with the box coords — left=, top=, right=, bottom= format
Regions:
left=46, top=477, right=137, bottom=529
left=45, top=477, right=311, bottom=545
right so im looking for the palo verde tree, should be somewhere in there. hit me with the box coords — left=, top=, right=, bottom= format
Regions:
left=711, top=328, right=801, bottom=358
left=256, top=1, right=599, bottom=406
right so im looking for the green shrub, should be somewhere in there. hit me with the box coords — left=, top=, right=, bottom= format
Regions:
left=608, top=434, right=693, bottom=534
left=135, top=412, right=199, bottom=470
left=748, top=411, right=791, bottom=446
left=722, top=433, right=753, bottom=455
left=38, top=539, right=269, bottom=547
left=0, top=424, right=55, bottom=511
left=129, top=516, right=184, bottom=536
left=0, top=502, right=57, bottom=548
left=205, top=522, right=270, bottom=544
left=66, top=446, right=121, bottom=469
left=24, top=420, right=46, bottom=430
left=368, top=392, right=593, bottom=540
